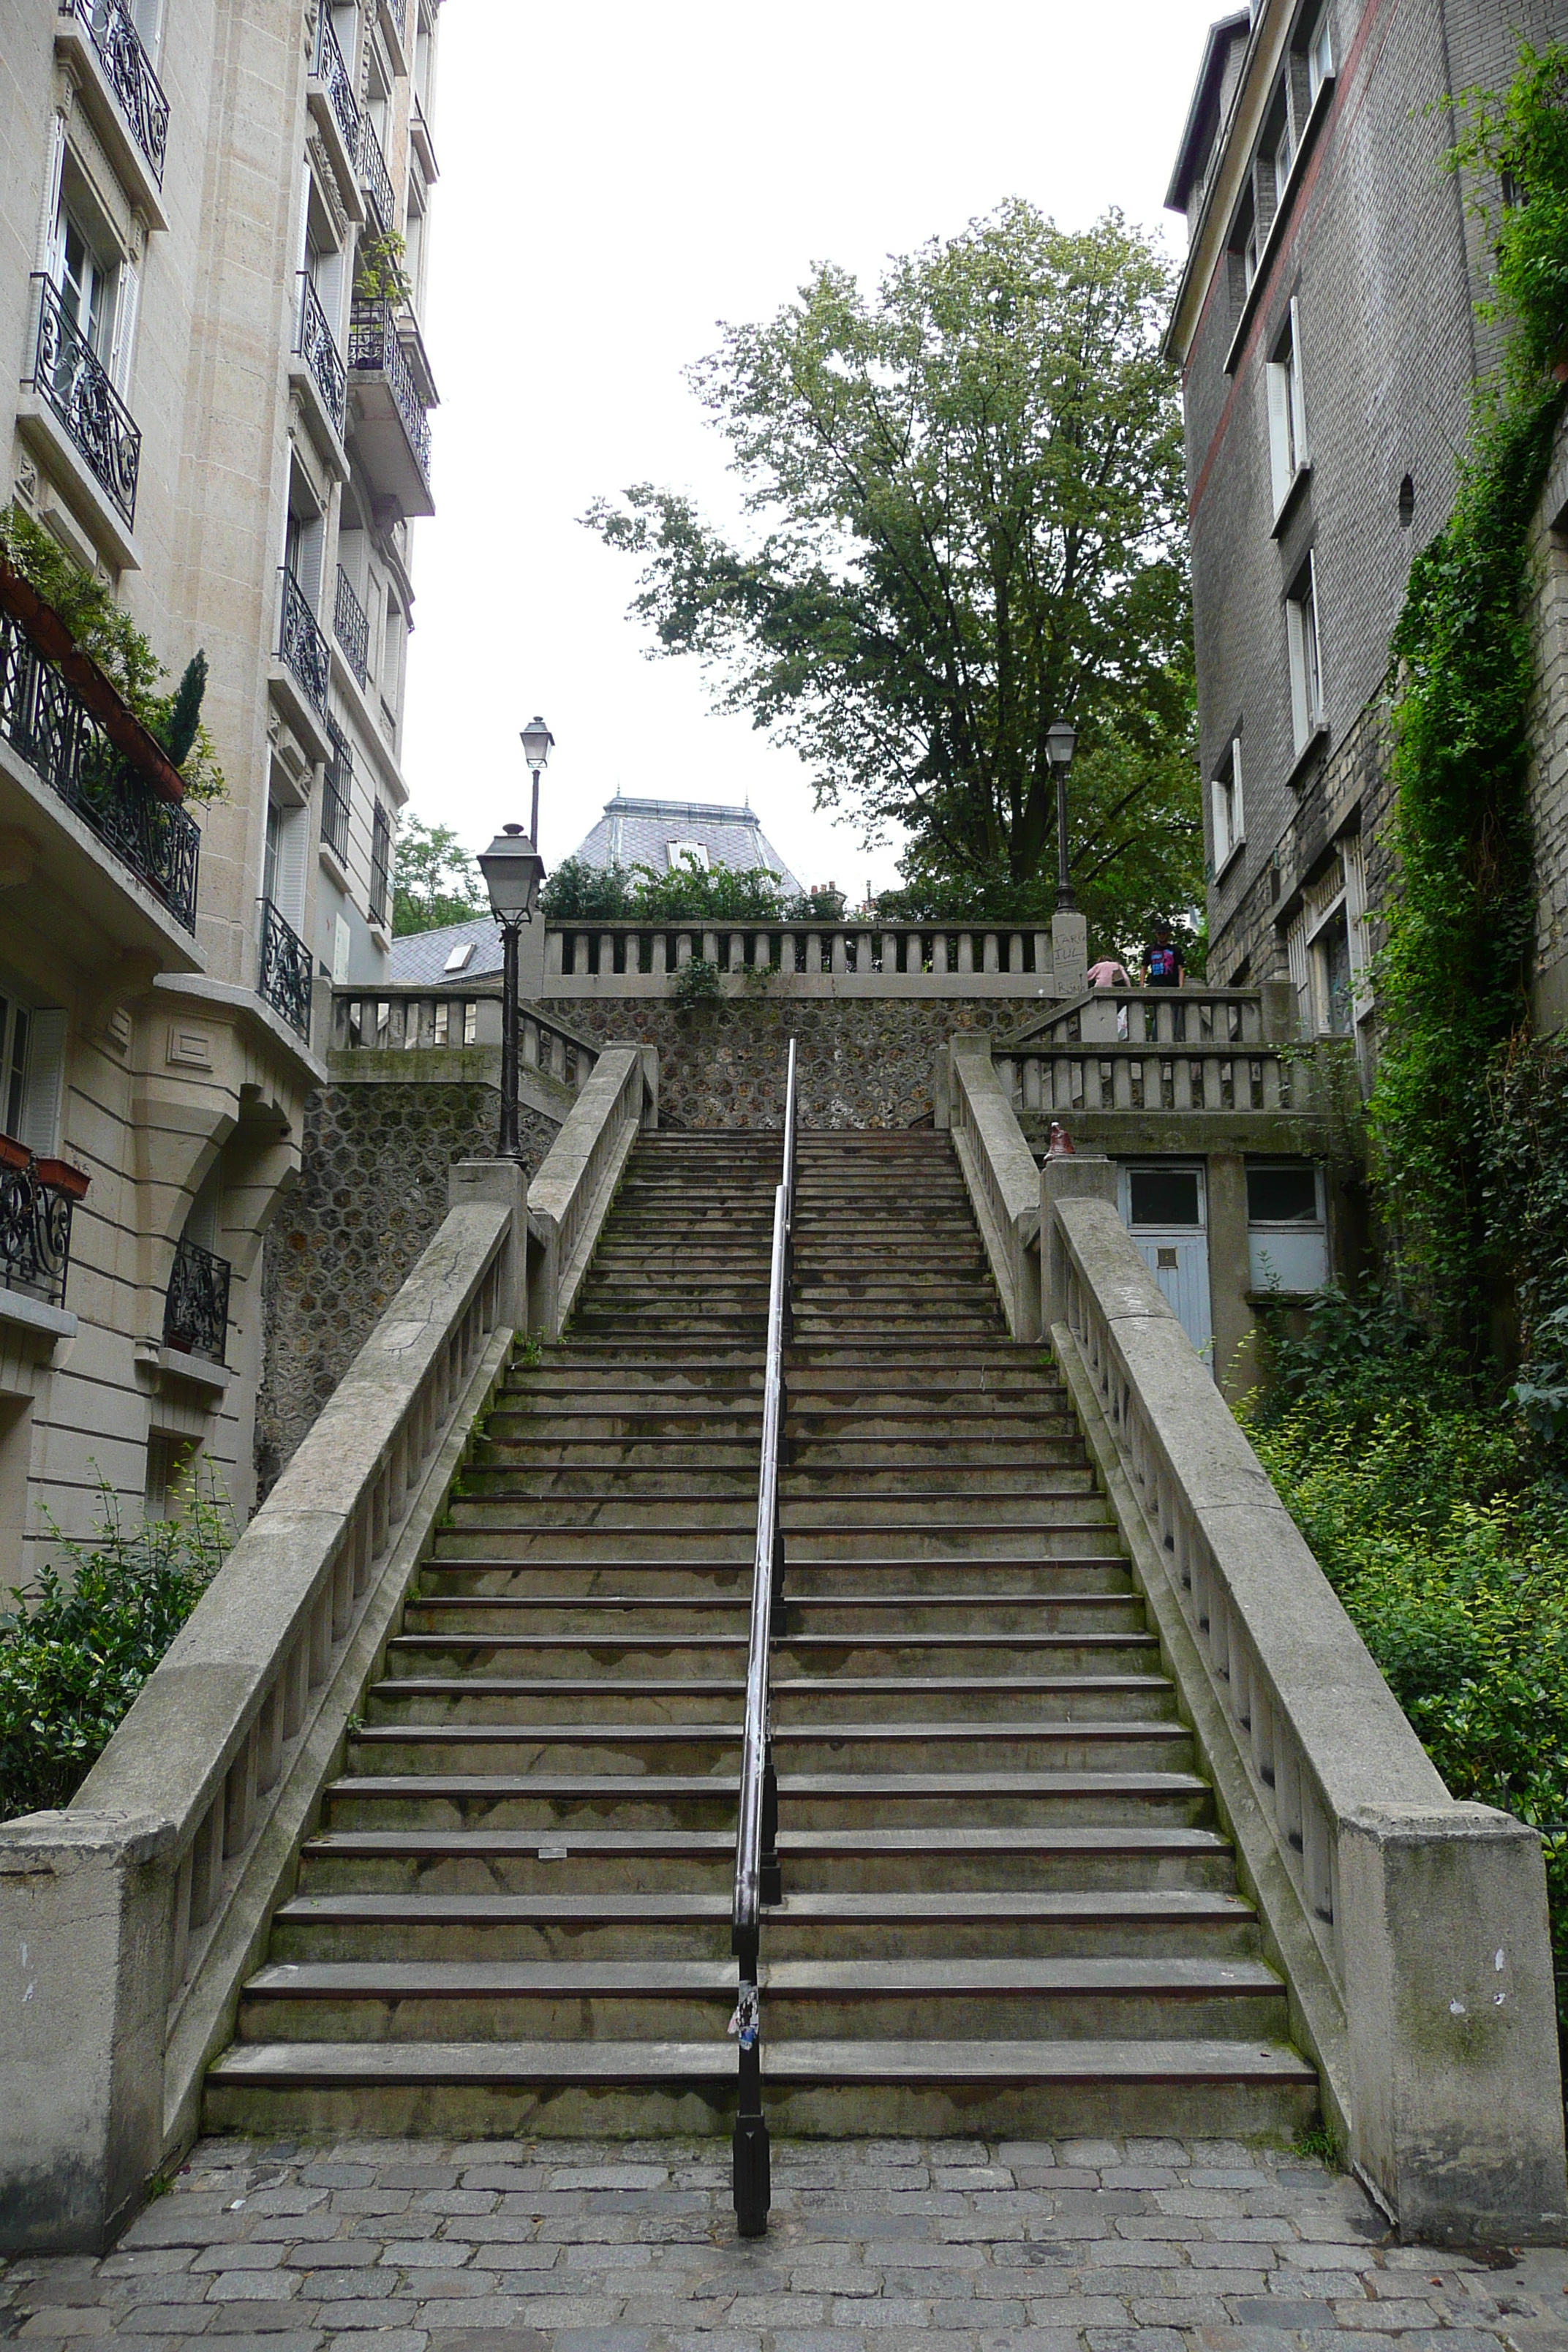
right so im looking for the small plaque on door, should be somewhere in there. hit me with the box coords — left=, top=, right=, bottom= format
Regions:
left=1157, top=1246, right=1179, bottom=1270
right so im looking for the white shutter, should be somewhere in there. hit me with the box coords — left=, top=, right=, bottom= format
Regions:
left=108, top=256, right=140, bottom=395
left=333, top=913, right=351, bottom=984
left=276, top=804, right=309, bottom=930
left=1230, top=738, right=1243, bottom=842
left=1211, top=777, right=1229, bottom=868
left=37, top=115, right=65, bottom=279
left=1286, top=597, right=1310, bottom=753
left=1343, top=832, right=1372, bottom=1008
left=1288, top=297, right=1309, bottom=468
left=1285, top=911, right=1311, bottom=1036
left=18, top=1008, right=67, bottom=1157
left=1266, top=361, right=1293, bottom=515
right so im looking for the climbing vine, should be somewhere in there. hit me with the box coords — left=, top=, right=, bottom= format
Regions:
left=1369, top=43, right=1568, bottom=1369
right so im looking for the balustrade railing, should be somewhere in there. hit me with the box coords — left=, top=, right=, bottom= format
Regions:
left=358, top=116, right=395, bottom=230
left=0, top=605, right=200, bottom=930
left=275, top=566, right=330, bottom=716
left=731, top=1039, right=796, bottom=2242
left=543, top=920, right=1055, bottom=998
left=947, top=1039, right=1041, bottom=1341
left=997, top=1041, right=1300, bottom=1118
left=329, top=991, right=599, bottom=1097
left=259, top=898, right=313, bottom=1039
left=59, top=0, right=170, bottom=184
left=348, top=301, right=432, bottom=483
left=0, top=1142, right=83, bottom=1310
left=525, top=1046, right=652, bottom=1336
left=333, top=564, right=369, bottom=687
left=162, top=1236, right=230, bottom=1364
left=1030, top=987, right=1272, bottom=1049
left=293, top=273, right=346, bottom=435
left=312, top=6, right=359, bottom=153
left=25, top=274, right=141, bottom=529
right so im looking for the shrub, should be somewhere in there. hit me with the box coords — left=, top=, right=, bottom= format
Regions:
left=0, top=1474, right=231, bottom=1821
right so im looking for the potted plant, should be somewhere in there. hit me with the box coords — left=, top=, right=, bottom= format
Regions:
left=0, top=1134, right=31, bottom=1172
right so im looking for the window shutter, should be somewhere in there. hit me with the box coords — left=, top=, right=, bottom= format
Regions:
left=1287, top=297, right=1309, bottom=468
left=276, top=804, right=309, bottom=930
left=1266, top=360, right=1293, bottom=514
left=1286, top=598, right=1310, bottom=753
left=37, top=114, right=65, bottom=279
left=1285, top=912, right=1311, bottom=1036
left=1211, top=777, right=1229, bottom=867
left=108, top=256, right=140, bottom=396
left=1342, top=832, right=1371, bottom=1008
left=18, top=1008, right=67, bottom=1157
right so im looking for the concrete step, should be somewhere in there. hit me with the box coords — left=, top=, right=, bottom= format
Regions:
left=363, top=1670, right=1176, bottom=1727
left=350, top=1719, right=1197, bottom=1774
left=382, top=1632, right=1160, bottom=1680
left=417, top=1552, right=1137, bottom=1595
left=403, top=1591, right=1145, bottom=1635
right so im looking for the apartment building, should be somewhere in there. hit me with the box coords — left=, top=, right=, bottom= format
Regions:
left=0, top=0, right=442, bottom=1578
left=1165, top=0, right=1568, bottom=1054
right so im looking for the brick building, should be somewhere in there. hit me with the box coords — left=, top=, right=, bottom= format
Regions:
left=1166, top=0, right=1568, bottom=1058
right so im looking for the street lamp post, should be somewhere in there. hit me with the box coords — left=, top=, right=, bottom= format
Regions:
left=1046, top=719, right=1078, bottom=913
left=519, top=714, right=554, bottom=850
left=478, top=820, right=547, bottom=1161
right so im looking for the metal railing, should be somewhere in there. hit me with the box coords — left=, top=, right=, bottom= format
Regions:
left=0, top=605, right=200, bottom=930
left=312, top=5, right=359, bottom=152
left=24, top=274, right=141, bottom=529
left=59, top=0, right=170, bottom=185
left=0, top=1142, right=82, bottom=1308
left=322, top=716, right=352, bottom=862
left=731, top=1035, right=797, bottom=2241
left=293, top=273, right=346, bottom=434
left=259, top=897, right=313, bottom=1039
left=348, top=300, right=433, bottom=483
left=163, top=1235, right=230, bottom=1363
left=276, top=565, right=330, bottom=716
left=358, top=115, right=395, bottom=230
left=333, top=563, right=369, bottom=687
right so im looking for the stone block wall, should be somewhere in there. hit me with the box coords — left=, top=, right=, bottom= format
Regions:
left=549, top=997, right=1025, bottom=1128
left=254, top=1083, right=557, bottom=1496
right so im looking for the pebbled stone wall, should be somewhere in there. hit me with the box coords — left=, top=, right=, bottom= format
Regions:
left=549, top=997, right=1026, bottom=1128
left=255, top=1083, right=558, bottom=1497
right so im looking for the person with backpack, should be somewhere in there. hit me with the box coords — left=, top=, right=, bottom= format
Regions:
left=1142, top=920, right=1184, bottom=989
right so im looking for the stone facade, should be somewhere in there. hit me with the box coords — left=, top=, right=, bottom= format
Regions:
left=551, top=997, right=1024, bottom=1130
left=255, top=1082, right=555, bottom=1495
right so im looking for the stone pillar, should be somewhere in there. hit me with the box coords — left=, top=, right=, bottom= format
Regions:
left=1205, top=1153, right=1254, bottom=1395
left=1260, top=976, right=1297, bottom=1041
left=448, top=1158, right=528, bottom=1330
left=1338, top=1803, right=1568, bottom=2244
left=517, top=917, right=547, bottom=998
left=1051, top=909, right=1088, bottom=998
left=0, top=1811, right=178, bottom=2252
left=1041, top=1153, right=1117, bottom=1332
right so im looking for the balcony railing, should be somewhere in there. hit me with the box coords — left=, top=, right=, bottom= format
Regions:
left=276, top=566, right=330, bottom=717
left=333, top=563, right=369, bottom=687
left=348, top=301, right=431, bottom=482
left=359, top=116, right=394, bottom=230
left=312, top=7, right=359, bottom=154
left=0, top=1142, right=83, bottom=1311
left=162, top=1235, right=230, bottom=1365
left=25, top=274, right=141, bottom=529
left=59, top=0, right=170, bottom=187
left=293, top=273, right=346, bottom=436
left=259, top=897, right=313, bottom=1039
left=322, top=716, right=352, bottom=863
left=0, top=605, right=200, bottom=929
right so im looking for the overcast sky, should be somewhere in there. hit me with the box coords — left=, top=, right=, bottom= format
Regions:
left=399, top=0, right=1224, bottom=897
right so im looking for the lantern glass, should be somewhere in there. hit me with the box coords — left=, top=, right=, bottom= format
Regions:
left=479, top=823, right=545, bottom=919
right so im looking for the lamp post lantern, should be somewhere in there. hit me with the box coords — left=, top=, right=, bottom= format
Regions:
left=478, top=818, right=546, bottom=1161
left=519, top=715, right=554, bottom=848
left=1046, top=718, right=1077, bottom=913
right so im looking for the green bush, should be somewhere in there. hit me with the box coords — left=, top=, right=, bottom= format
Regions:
left=540, top=857, right=802, bottom=925
left=0, top=1475, right=230, bottom=1821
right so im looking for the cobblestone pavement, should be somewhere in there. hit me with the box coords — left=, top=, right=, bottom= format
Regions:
left=6, top=2135, right=1568, bottom=2352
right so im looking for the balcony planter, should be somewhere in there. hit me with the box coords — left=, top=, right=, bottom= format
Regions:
left=0, top=1134, right=31, bottom=1173
left=35, top=1158, right=91, bottom=1200
left=0, top=553, right=184, bottom=804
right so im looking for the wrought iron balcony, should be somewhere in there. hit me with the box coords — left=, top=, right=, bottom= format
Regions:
left=359, top=116, right=395, bottom=232
left=293, top=273, right=346, bottom=437
left=0, top=604, right=200, bottom=930
left=322, top=715, right=353, bottom=863
left=348, top=300, right=432, bottom=492
left=334, top=563, right=369, bottom=688
left=312, top=6, right=359, bottom=155
left=259, top=897, right=313, bottom=1039
left=25, top=274, right=141, bottom=530
left=58, top=0, right=170, bottom=188
left=163, top=1235, right=230, bottom=1365
left=276, top=566, right=330, bottom=717
left=0, top=1141, right=83, bottom=1311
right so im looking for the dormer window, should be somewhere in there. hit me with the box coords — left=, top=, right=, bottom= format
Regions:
left=666, top=840, right=709, bottom=871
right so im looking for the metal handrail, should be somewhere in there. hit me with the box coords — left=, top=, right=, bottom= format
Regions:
left=731, top=1036, right=796, bottom=2241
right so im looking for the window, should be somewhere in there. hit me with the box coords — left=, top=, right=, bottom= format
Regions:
left=1286, top=554, right=1324, bottom=753
left=0, top=994, right=29, bottom=1139
left=0, top=982, right=64, bottom=1156
left=1127, top=1167, right=1203, bottom=1228
left=1273, top=112, right=1295, bottom=203
left=1266, top=299, right=1310, bottom=515
left=59, top=214, right=114, bottom=359
left=370, top=801, right=392, bottom=929
left=1212, top=738, right=1244, bottom=872
left=1315, top=905, right=1354, bottom=1035
left=1307, top=5, right=1333, bottom=101
left=666, top=840, right=709, bottom=872
left=1246, top=1161, right=1329, bottom=1294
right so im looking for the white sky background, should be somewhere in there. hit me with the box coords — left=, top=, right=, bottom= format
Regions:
left=400, top=0, right=1224, bottom=897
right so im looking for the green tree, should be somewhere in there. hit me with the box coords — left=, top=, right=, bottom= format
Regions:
left=393, top=815, right=483, bottom=935
left=587, top=200, right=1198, bottom=945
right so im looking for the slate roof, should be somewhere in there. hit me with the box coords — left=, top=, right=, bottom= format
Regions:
left=570, top=796, right=802, bottom=894
left=388, top=916, right=504, bottom=984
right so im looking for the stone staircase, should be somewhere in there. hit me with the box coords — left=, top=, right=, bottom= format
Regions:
left=206, top=1128, right=1316, bottom=2141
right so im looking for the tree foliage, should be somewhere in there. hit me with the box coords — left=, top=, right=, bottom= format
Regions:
left=587, top=200, right=1198, bottom=946
left=540, top=856, right=845, bottom=924
left=393, top=815, right=485, bottom=935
